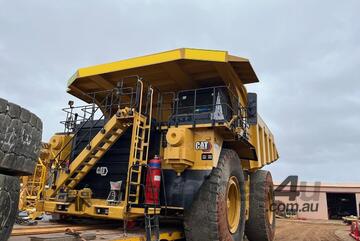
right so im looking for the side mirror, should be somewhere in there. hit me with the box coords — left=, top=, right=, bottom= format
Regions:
left=247, top=93, right=257, bottom=125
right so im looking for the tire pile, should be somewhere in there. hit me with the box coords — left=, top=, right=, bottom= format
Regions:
left=0, top=98, right=43, bottom=241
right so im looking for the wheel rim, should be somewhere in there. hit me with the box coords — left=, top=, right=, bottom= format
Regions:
left=226, top=176, right=241, bottom=234
left=266, top=190, right=274, bottom=225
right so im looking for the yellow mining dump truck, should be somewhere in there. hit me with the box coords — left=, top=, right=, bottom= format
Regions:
left=24, top=48, right=279, bottom=241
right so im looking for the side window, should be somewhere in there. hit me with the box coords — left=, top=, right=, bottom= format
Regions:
left=195, top=89, right=213, bottom=113
left=173, top=87, right=233, bottom=123
left=177, top=91, right=194, bottom=114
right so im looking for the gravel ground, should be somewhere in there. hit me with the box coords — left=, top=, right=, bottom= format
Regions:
left=274, top=219, right=353, bottom=241
left=9, top=218, right=355, bottom=241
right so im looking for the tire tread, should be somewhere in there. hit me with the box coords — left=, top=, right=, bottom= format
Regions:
left=245, top=170, right=275, bottom=241
left=0, top=98, right=42, bottom=176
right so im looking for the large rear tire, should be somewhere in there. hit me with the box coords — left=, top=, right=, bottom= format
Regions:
left=184, top=149, right=246, bottom=241
left=0, top=174, right=20, bottom=241
left=245, top=170, right=275, bottom=241
left=0, top=98, right=42, bottom=176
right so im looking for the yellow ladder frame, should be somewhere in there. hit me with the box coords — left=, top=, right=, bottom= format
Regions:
left=125, top=86, right=154, bottom=207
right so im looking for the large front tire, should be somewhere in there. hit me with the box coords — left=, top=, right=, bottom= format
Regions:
left=245, top=170, right=275, bottom=241
left=184, top=149, right=246, bottom=241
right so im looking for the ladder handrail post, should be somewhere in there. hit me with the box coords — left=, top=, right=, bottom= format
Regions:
left=137, top=78, right=144, bottom=115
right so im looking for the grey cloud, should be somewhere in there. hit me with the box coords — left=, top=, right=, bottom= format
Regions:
left=0, top=0, right=359, bottom=183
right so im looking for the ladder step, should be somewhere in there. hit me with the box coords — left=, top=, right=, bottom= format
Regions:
left=96, top=147, right=107, bottom=151
left=112, top=131, right=121, bottom=136
left=26, top=197, right=37, bottom=200
left=138, top=125, right=150, bottom=129
left=130, top=178, right=141, bottom=182
left=74, top=170, right=86, bottom=174
left=68, top=177, right=80, bottom=181
left=82, top=163, right=93, bottom=166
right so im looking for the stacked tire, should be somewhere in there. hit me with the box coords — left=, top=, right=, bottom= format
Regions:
left=0, top=98, right=42, bottom=241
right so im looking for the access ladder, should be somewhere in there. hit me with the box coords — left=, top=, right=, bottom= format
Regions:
left=125, top=112, right=151, bottom=206
left=125, top=86, right=154, bottom=207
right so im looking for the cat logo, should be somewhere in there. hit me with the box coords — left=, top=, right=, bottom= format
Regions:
left=195, top=141, right=212, bottom=151
left=96, top=166, right=108, bottom=176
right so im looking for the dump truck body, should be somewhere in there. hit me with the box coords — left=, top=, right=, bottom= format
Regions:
left=21, top=48, right=279, bottom=241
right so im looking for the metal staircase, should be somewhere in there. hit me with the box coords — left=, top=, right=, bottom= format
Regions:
left=50, top=112, right=133, bottom=197
left=46, top=77, right=155, bottom=211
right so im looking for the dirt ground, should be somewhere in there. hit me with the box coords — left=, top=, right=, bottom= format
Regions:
left=10, top=218, right=354, bottom=241
left=274, top=219, right=353, bottom=241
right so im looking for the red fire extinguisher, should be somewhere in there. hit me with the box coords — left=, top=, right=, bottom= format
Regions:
left=145, top=155, right=161, bottom=205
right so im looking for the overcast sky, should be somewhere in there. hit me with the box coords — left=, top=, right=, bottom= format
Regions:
left=1, top=0, right=359, bottom=183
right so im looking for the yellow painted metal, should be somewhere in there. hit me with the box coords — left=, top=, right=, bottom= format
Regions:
left=214, top=62, right=248, bottom=106
left=42, top=198, right=159, bottom=220
left=267, top=189, right=274, bottom=225
left=64, top=48, right=278, bottom=172
left=193, top=128, right=223, bottom=169
left=163, top=127, right=224, bottom=172
left=245, top=115, right=279, bottom=171
left=111, top=231, right=184, bottom=241
left=226, top=176, right=241, bottom=234
left=124, top=111, right=151, bottom=206
left=49, top=112, right=132, bottom=197
left=125, top=82, right=153, bottom=206
left=244, top=179, right=250, bottom=220
left=23, top=48, right=280, bottom=230
left=19, top=158, right=47, bottom=219
left=49, top=134, right=73, bottom=162
left=70, top=49, right=226, bottom=82
left=66, top=48, right=259, bottom=105
left=144, top=87, right=154, bottom=162
left=157, top=231, right=184, bottom=241
left=164, top=127, right=195, bottom=174
left=38, top=81, right=157, bottom=219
